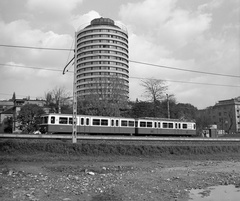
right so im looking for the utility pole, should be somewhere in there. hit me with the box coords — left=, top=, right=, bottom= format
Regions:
left=72, top=32, right=77, bottom=143
left=166, top=94, right=170, bottom=119
left=62, top=33, right=77, bottom=143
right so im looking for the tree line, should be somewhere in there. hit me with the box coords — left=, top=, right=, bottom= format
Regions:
left=3, top=78, right=209, bottom=135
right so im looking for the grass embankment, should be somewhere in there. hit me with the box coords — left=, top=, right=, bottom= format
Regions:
left=1, top=139, right=240, bottom=158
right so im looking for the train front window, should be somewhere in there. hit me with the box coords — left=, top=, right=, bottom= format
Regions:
left=51, top=117, right=55, bottom=124
left=42, top=116, right=48, bottom=124
left=59, top=117, right=68, bottom=124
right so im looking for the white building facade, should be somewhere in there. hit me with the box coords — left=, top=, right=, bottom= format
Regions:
left=75, top=17, right=129, bottom=101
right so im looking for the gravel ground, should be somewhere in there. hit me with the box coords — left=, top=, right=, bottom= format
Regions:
left=1, top=154, right=240, bottom=201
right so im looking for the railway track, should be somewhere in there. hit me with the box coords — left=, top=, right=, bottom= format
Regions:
left=0, top=133, right=240, bottom=142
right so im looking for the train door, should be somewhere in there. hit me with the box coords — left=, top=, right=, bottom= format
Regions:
left=84, top=117, right=90, bottom=134
left=153, top=121, right=158, bottom=135
left=135, top=120, right=139, bottom=135
left=155, top=121, right=160, bottom=135
left=79, top=117, right=84, bottom=134
left=175, top=122, right=181, bottom=135
left=110, top=118, right=120, bottom=134
left=78, top=117, right=89, bottom=134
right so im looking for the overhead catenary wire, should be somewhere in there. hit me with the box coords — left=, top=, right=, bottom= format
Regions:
left=0, top=63, right=239, bottom=88
left=1, top=43, right=239, bottom=78
left=129, top=60, right=240, bottom=78
left=0, top=44, right=74, bottom=51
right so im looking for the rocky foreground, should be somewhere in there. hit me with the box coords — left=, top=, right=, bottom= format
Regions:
left=1, top=154, right=240, bottom=201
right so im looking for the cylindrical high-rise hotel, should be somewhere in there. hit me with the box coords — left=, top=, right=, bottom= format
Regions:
left=75, top=17, right=129, bottom=100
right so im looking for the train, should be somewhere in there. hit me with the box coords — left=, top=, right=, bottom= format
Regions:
left=38, top=113, right=196, bottom=137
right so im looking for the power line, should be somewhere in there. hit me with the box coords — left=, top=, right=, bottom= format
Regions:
left=1, top=63, right=239, bottom=88
left=130, top=76, right=240, bottom=88
left=0, top=63, right=73, bottom=73
left=129, top=60, right=240, bottom=78
left=1, top=43, right=239, bottom=78
left=0, top=44, right=74, bottom=51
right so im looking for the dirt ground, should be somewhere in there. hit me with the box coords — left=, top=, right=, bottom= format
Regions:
left=1, top=154, right=240, bottom=201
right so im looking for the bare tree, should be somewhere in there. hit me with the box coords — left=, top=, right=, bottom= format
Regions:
left=45, top=86, right=71, bottom=113
left=79, top=75, right=128, bottom=116
left=141, top=78, right=168, bottom=103
left=140, top=78, right=168, bottom=117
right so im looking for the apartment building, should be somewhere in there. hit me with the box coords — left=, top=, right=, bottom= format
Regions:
left=75, top=17, right=129, bottom=101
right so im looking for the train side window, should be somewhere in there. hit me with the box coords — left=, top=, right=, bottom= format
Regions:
left=111, top=120, right=114, bottom=126
left=178, top=123, right=181, bottom=129
left=175, top=123, right=177, bottom=128
left=163, top=122, right=168, bottom=128
left=183, top=124, right=187, bottom=129
left=81, top=118, right=84, bottom=125
left=129, top=121, right=134, bottom=127
left=158, top=122, right=161, bottom=128
left=50, top=117, right=55, bottom=124
left=101, top=119, right=108, bottom=126
left=69, top=118, right=73, bottom=124
left=147, top=122, right=152, bottom=128
left=169, top=123, right=173, bottom=128
left=86, top=118, right=89, bottom=126
left=154, top=122, right=157, bottom=128
left=194, top=124, right=196, bottom=129
left=59, top=117, right=68, bottom=124
left=93, top=119, right=100, bottom=125
left=140, top=121, right=146, bottom=127
left=121, top=120, right=128, bottom=127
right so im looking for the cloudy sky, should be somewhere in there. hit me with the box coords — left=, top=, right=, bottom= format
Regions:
left=0, top=0, right=239, bottom=109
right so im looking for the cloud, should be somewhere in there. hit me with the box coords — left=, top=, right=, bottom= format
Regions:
left=0, top=17, right=74, bottom=99
left=119, top=0, right=239, bottom=108
left=26, top=0, right=83, bottom=18
left=0, top=18, right=74, bottom=66
left=120, top=0, right=212, bottom=49
left=70, top=10, right=101, bottom=31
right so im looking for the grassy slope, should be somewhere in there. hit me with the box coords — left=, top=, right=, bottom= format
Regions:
left=1, top=139, right=240, bottom=157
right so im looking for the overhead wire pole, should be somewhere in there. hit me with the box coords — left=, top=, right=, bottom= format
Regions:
left=72, top=32, right=78, bottom=143
left=62, top=33, right=77, bottom=143
left=166, top=94, right=170, bottom=119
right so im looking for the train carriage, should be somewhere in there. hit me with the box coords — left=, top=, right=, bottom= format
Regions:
left=39, top=113, right=196, bottom=137
left=134, top=118, right=196, bottom=136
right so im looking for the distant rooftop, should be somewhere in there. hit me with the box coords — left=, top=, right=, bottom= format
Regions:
left=91, top=17, right=114, bottom=26
left=85, top=17, right=120, bottom=30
